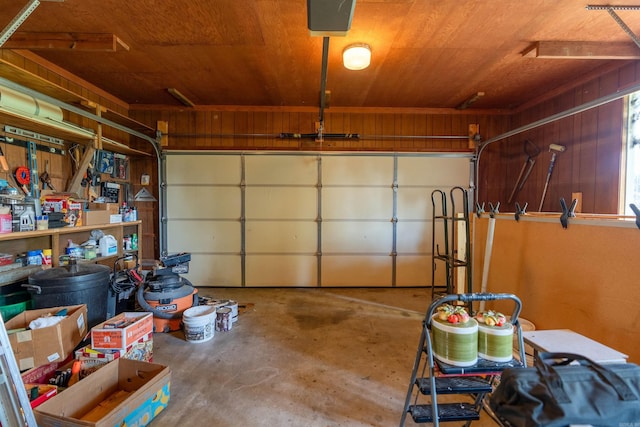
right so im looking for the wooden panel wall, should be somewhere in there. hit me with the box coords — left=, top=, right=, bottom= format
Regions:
left=130, top=108, right=508, bottom=153
left=477, top=61, right=640, bottom=214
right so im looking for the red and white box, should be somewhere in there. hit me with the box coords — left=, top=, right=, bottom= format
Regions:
left=75, top=332, right=153, bottom=378
left=91, top=312, right=153, bottom=350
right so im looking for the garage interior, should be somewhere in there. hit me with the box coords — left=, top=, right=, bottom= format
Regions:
left=1, top=0, right=640, bottom=425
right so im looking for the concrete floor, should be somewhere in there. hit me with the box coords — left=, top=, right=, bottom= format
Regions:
left=149, top=287, right=500, bottom=427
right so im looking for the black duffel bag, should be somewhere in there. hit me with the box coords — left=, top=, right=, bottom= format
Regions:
left=489, top=352, right=640, bottom=427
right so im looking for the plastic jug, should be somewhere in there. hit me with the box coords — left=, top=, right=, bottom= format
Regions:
left=99, top=235, right=117, bottom=257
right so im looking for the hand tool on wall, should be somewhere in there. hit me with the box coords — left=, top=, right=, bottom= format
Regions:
left=40, top=160, right=56, bottom=191
left=507, top=140, right=540, bottom=204
left=14, top=166, right=30, bottom=195
left=0, top=147, right=8, bottom=172
left=538, top=144, right=566, bottom=211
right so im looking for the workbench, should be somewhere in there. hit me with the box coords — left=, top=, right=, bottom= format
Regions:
left=522, top=329, right=628, bottom=364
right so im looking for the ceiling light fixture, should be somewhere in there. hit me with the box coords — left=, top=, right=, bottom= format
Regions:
left=343, top=43, right=371, bottom=70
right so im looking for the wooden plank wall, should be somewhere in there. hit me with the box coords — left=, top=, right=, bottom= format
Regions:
left=477, top=61, right=640, bottom=214
left=130, top=108, right=509, bottom=152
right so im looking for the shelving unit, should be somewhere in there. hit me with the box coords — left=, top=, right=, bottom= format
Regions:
left=431, top=186, right=472, bottom=299
left=0, top=221, right=142, bottom=286
left=0, top=58, right=155, bottom=157
left=400, top=293, right=526, bottom=426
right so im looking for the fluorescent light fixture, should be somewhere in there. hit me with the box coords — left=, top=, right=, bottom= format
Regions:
left=343, top=43, right=371, bottom=70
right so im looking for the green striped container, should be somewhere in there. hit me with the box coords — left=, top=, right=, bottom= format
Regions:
left=432, top=316, right=478, bottom=367
left=478, top=322, right=513, bottom=362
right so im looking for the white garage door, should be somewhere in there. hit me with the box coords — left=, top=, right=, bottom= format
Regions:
left=165, top=152, right=471, bottom=287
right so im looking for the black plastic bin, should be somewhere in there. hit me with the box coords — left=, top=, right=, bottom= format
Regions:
left=25, top=260, right=111, bottom=328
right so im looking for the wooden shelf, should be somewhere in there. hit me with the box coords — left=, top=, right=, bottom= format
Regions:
left=0, top=221, right=143, bottom=284
left=0, top=59, right=156, bottom=155
left=0, top=59, right=88, bottom=105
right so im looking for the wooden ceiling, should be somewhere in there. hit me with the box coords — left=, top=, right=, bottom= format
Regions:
left=2, top=0, right=640, bottom=110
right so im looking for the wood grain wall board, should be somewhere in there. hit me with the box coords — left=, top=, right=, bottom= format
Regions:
left=478, top=65, right=637, bottom=214
left=472, top=215, right=640, bottom=364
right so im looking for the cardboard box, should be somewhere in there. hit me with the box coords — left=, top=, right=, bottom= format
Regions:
left=20, top=355, right=73, bottom=385
left=88, top=202, right=120, bottom=215
left=83, top=209, right=111, bottom=226
left=75, top=332, right=153, bottom=378
left=91, top=312, right=153, bottom=350
left=5, top=305, right=88, bottom=371
left=25, top=384, right=58, bottom=408
left=35, top=358, right=171, bottom=427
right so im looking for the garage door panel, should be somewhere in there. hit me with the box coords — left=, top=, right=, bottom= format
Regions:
left=396, top=255, right=431, bottom=287
left=323, top=156, right=393, bottom=185
left=167, top=187, right=241, bottom=218
left=397, top=187, right=432, bottom=220
left=167, top=155, right=240, bottom=185
left=168, top=220, right=240, bottom=252
left=245, top=255, right=317, bottom=286
left=322, top=255, right=392, bottom=286
left=323, top=221, right=392, bottom=253
left=166, top=152, right=470, bottom=288
left=245, top=155, right=317, bottom=185
left=397, top=157, right=469, bottom=186
left=323, top=187, right=392, bottom=220
left=246, top=221, right=317, bottom=253
left=184, top=254, right=242, bottom=287
left=397, top=221, right=431, bottom=253
left=246, top=187, right=316, bottom=219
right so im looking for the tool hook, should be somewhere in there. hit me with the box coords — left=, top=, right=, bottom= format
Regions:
left=489, top=202, right=500, bottom=218
left=560, top=197, right=577, bottom=229
left=630, top=204, right=640, bottom=229
left=515, top=202, right=528, bottom=222
left=476, top=202, right=485, bottom=218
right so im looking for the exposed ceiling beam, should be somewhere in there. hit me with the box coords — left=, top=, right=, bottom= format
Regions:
left=523, top=41, right=640, bottom=59
left=167, top=88, right=195, bottom=107
left=3, top=32, right=129, bottom=51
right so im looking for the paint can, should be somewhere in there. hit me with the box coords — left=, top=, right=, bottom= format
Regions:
left=224, top=300, right=238, bottom=323
left=182, top=305, right=216, bottom=343
left=215, top=307, right=232, bottom=332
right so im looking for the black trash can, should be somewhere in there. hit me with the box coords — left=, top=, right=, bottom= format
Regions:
left=25, top=260, right=111, bottom=328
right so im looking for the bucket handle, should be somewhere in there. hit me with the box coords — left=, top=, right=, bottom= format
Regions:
left=22, top=284, right=42, bottom=294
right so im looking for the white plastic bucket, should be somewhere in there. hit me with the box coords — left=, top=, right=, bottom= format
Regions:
left=182, top=305, right=216, bottom=343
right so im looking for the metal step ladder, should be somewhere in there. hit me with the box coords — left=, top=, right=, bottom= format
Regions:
left=400, top=293, right=527, bottom=426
